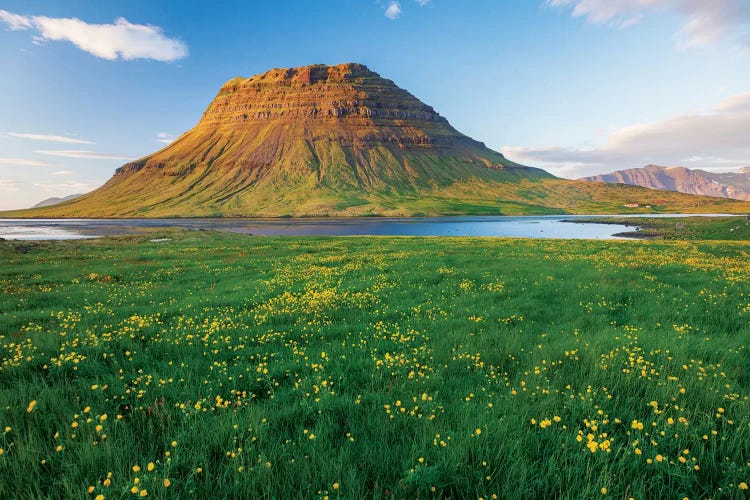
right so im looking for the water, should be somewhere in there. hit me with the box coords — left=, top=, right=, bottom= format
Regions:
left=0, top=215, right=658, bottom=240
left=0, top=214, right=739, bottom=241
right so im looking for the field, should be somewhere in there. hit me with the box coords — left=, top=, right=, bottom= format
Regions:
left=1, top=231, right=749, bottom=498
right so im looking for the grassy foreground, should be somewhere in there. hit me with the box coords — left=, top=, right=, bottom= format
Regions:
left=1, top=232, right=749, bottom=499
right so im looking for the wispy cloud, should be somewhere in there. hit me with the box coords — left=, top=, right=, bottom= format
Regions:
left=0, top=180, right=21, bottom=192
left=0, top=10, right=32, bottom=30
left=502, top=92, right=750, bottom=178
left=36, top=150, right=135, bottom=161
left=0, top=10, right=188, bottom=61
left=0, top=158, right=56, bottom=167
left=385, top=2, right=402, bottom=20
left=0, top=176, right=100, bottom=210
left=32, top=179, right=98, bottom=194
left=8, top=132, right=94, bottom=144
left=53, top=170, right=75, bottom=176
left=156, top=132, right=176, bottom=145
left=546, top=0, right=750, bottom=48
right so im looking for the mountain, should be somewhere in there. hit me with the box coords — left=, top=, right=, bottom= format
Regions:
left=32, top=194, right=84, bottom=208
left=581, top=165, right=750, bottom=201
left=4, top=64, right=749, bottom=217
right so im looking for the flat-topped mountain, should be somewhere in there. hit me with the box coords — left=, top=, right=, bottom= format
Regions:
left=581, top=165, right=750, bottom=201
left=5, top=64, right=749, bottom=217
left=109, top=63, right=549, bottom=201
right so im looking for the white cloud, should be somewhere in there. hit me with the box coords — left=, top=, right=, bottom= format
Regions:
left=53, top=170, right=75, bottom=175
left=0, top=10, right=32, bottom=30
left=415, top=0, right=431, bottom=5
left=546, top=0, right=750, bottom=48
left=0, top=175, right=103, bottom=210
left=0, top=158, right=56, bottom=167
left=32, top=179, right=97, bottom=194
left=0, top=180, right=21, bottom=192
left=156, top=132, right=176, bottom=145
left=36, top=150, right=135, bottom=161
left=0, top=10, right=188, bottom=61
left=8, top=132, right=94, bottom=144
left=502, top=92, right=750, bottom=178
left=385, top=2, right=402, bottom=20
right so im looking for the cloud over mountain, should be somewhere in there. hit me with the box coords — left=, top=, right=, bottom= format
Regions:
left=36, top=150, right=135, bottom=161
left=385, top=2, right=402, bottom=20
left=0, top=10, right=187, bottom=61
left=547, top=0, right=750, bottom=48
left=9, top=133, right=94, bottom=144
left=503, top=93, right=750, bottom=178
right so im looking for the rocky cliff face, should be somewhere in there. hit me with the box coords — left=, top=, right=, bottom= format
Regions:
left=202, top=64, right=449, bottom=129
left=581, top=165, right=750, bottom=201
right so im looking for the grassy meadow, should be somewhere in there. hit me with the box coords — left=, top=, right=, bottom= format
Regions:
left=1, top=231, right=749, bottom=498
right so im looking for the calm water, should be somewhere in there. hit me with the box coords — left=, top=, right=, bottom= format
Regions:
left=0, top=215, right=656, bottom=240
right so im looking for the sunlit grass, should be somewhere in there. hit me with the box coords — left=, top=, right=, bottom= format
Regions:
left=1, top=231, right=749, bottom=498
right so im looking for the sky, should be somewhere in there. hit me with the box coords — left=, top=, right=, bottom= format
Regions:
left=1, top=0, right=749, bottom=210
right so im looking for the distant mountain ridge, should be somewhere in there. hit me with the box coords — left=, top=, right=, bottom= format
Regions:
left=581, top=165, right=750, bottom=201
left=32, top=194, right=84, bottom=208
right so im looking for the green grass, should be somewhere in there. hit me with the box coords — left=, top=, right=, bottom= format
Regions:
left=5, top=170, right=750, bottom=219
left=1, top=231, right=749, bottom=498
left=578, top=216, right=750, bottom=240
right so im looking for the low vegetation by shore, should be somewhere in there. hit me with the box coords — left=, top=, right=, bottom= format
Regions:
left=569, top=216, right=750, bottom=240
left=1, top=231, right=749, bottom=498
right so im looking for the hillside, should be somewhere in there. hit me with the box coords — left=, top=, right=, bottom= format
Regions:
left=4, top=64, right=750, bottom=217
left=32, top=194, right=83, bottom=208
left=581, top=165, right=750, bottom=201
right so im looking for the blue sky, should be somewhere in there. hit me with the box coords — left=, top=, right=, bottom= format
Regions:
left=1, top=0, right=749, bottom=209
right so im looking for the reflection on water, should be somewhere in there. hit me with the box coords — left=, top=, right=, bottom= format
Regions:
left=0, top=216, right=647, bottom=240
left=0, top=224, right=97, bottom=241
